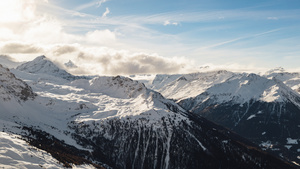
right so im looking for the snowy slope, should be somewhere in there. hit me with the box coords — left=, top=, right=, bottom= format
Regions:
left=155, top=70, right=238, bottom=101
left=151, top=74, right=182, bottom=90
left=0, top=131, right=63, bottom=169
left=264, top=67, right=300, bottom=93
left=0, top=130, right=94, bottom=169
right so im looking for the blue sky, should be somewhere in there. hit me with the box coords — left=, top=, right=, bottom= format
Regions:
left=0, top=0, right=300, bottom=75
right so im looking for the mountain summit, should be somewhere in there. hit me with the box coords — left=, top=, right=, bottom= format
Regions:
left=16, top=56, right=76, bottom=80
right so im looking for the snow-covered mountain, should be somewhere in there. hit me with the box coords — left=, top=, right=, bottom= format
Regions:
left=264, top=67, right=300, bottom=93
left=153, top=70, right=238, bottom=101
left=179, top=73, right=300, bottom=165
left=15, top=56, right=87, bottom=81
left=64, top=60, right=78, bottom=68
left=0, top=57, right=297, bottom=168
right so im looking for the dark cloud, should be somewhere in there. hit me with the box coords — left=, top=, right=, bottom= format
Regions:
left=76, top=52, right=190, bottom=75
left=0, top=42, right=44, bottom=54
left=53, top=45, right=77, bottom=56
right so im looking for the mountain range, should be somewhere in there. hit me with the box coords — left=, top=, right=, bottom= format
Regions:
left=0, top=56, right=299, bottom=168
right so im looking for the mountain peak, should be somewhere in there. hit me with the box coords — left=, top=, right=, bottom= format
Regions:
left=265, top=67, right=285, bottom=75
left=64, top=60, right=78, bottom=68
left=34, top=55, right=46, bottom=61
left=16, top=56, right=76, bottom=80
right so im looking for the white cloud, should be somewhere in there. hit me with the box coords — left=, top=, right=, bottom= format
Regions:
left=267, top=17, right=278, bottom=20
left=163, top=20, right=178, bottom=26
left=102, top=7, right=110, bottom=17
left=97, top=0, right=109, bottom=7
left=86, top=29, right=116, bottom=45
left=75, top=0, right=109, bottom=11
left=0, top=0, right=36, bottom=23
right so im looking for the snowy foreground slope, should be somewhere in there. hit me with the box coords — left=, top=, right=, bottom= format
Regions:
left=0, top=56, right=297, bottom=168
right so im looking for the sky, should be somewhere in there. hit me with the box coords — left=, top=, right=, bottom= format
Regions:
left=0, top=0, right=300, bottom=75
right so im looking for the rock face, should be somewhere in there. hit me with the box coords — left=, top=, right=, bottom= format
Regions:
left=69, top=112, right=297, bottom=169
left=179, top=73, right=300, bottom=164
left=0, top=64, right=36, bottom=101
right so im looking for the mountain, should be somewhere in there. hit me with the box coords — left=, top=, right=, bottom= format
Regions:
left=264, top=67, right=300, bottom=93
left=150, top=74, right=182, bottom=90
left=154, top=70, right=238, bottom=101
left=1, top=57, right=297, bottom=168
left=179, top=73, right=300, bottom=165
left=15, top=55, right=84, bottom=81
left=64, top=60, right=78, bottom=68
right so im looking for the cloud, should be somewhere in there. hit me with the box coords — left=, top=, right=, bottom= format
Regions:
left=0, top=0, right=36, bottom=23
left=0, top=42, right=44, bottom=54
left=102, top=7, right=110, bottom=17
left=74, top=49, right=195, bottom=75
left=163, top=20, right=178, bottom=26
left=75, top=0, right=109, bottom=11
left=53, top=45, right=78, bottom=56
left=85, top=29, right=116, bottom=45
left=0, top=55, right=22, bottom=68
left=97, top=0, right=109, bottom=7
left=267, top=17, right=278, bottom=20
left=198, top=29, right=282, bottom=50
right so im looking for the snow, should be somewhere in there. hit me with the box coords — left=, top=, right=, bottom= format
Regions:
left=190, top=73, right=300, bottom=106
left=222, top=140, right=228, bottom=144
left=287, top=138, right=298, bottom=144
left=153, top=70, right=238, bottom=101
left=262, top=132, right=266, bottom=135
left=14, top=55, right=76, bottom=81
left=128, top=74, right=156, bottom=87
left=0, top=131, right=63, bottom=169
left=247, top=114, right=256, bottom=120
left=264, top=67, right=300, bottom=95
left=285, top=145, right=292, bottom=149
left=260, top=141, right=273, bottom=149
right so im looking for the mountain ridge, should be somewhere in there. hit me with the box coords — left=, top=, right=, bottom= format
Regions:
left=1, top=56, right=298, bottom=168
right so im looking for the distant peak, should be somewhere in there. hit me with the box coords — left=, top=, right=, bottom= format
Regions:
left=265, top=67, right=285, bottom=75
left=64, top=60, right=78, bottom=68
left=33, top=55, right=46, bottom=61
